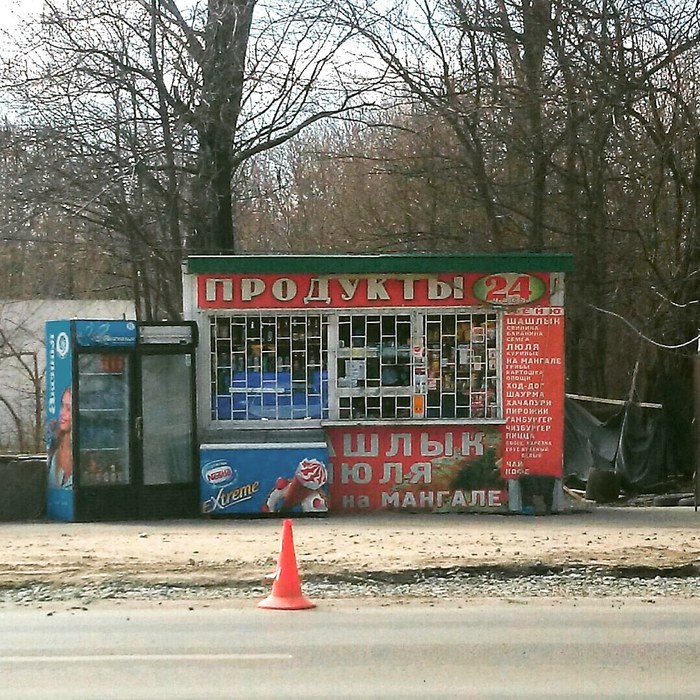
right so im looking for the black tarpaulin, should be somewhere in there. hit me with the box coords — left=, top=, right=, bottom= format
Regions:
left=563, top=398, right=618, bottom=479
left=564, top=398, right=675, bottom=493
left=615, top=402, right=674, bottom=492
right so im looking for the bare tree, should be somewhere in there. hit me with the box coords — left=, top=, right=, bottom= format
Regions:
left=237, top=108, right=497, bottom=253
left=297, top=0, right=699, bottom=406
left=328, top=0, right=569, bottom=251
left=0, top=306, right=43, bottom=453
left=1, top=0, right=376, bottom=315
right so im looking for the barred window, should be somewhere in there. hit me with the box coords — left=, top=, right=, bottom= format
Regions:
left=210, top=313, right=328, bottom=421
left=336, top=313, right=413, bottom=420
left=209, top=310, right=500, bottom=423
left=423, top=312, right=499, bottom=419
left=334, top=311, right=500, bottom=420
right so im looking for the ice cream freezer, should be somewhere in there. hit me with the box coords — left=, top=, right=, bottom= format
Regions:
left=200, top=441, right=330, bottom=516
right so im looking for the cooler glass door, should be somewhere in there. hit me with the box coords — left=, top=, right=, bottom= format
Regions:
left=141, top=354, right=194, bottom=485
left=77, top=353, right=132, bottom=486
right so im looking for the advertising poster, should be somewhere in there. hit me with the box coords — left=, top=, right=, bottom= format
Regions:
left=326, top=425, right=506, bottom=513
left=45, top=321, right=75, bottom=521
left=501, top=307, right=565, bottom=479
left=200, top=443, right=330, bottom=515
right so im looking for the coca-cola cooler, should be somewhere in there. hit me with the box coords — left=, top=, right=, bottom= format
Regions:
left=45, top=319, right=198, bottom=521
left=200, top=440, right=329, bottom=516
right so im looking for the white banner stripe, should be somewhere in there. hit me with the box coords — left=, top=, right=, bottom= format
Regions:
left=0, top=653, right=293, bottom=663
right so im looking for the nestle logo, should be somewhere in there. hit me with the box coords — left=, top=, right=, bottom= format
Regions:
left=204, top=461, right=235, bottom=485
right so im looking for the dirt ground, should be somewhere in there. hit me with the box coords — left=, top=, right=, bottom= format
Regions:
left=0, top=505, right=698, bottom=588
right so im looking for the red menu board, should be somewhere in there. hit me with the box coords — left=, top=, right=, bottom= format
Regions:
left=502, top=308, right=565, bottom=479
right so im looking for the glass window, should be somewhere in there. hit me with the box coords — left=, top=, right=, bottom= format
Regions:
left=424, top=312, right=499, bottom=419
left=336, top=313, right=414, bottom=419
left=334, top=310, right=500, bottom=420
left=209, top=310, right=500, bottom=423
left=210, top=313, right=328, bottom=421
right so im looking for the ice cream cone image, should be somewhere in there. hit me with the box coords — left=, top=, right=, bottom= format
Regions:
left=282, top=458, right=328, bottom=509
left=283, top=476, right=315, bottom=509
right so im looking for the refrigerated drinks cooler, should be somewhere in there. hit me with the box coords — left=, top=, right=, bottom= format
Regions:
left=45, top=320, right=198, bottom=521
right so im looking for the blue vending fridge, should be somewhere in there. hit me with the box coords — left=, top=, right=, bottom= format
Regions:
left=45, top=320, right=198, bottom=521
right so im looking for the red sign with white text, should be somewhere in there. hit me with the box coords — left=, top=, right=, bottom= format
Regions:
left=501, top=308, right=565, bottom=479
left=197, top=272, right=552, bottom=310
left=327, top=425, right=506, bottom=512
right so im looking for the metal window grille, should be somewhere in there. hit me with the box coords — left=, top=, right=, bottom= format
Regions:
left=210, top=313, right=328, bottom=421
left=335, top=313, right=414, bottom=419
left=335, top=311, right=500, bottom=420
left=210, top=310, right=500, bottom=422
left=424, top=312, right=500, bottom=419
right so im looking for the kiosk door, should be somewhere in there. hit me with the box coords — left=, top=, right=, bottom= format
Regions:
left=74, top=351, right=135, bottom=520
left=139, top=351, right=198, bottom=517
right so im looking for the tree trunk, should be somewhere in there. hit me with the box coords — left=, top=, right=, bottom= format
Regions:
left=192, top=0, right=256, bottom=253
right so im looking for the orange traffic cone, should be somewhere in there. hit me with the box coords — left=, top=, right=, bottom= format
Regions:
left=258, top=519, right=316, bottom=611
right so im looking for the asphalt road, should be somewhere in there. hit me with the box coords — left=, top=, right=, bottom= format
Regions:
left=1, top=600, right=699, bottom=699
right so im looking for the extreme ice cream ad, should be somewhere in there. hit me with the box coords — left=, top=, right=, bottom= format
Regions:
left=200, top=443, right=329, bottom=516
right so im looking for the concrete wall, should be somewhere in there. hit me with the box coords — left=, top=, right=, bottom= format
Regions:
left=0, top=300, right=135, bottom=452
left=0, top=456, right=46, bottom=520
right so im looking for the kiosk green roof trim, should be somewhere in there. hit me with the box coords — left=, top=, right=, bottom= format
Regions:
left=186, top=253, right=574, bottom=274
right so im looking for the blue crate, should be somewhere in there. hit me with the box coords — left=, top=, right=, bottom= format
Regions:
left=215, top=395, right=232, bottom=420
left=231, top=370, right=292, bottom=390
left=310, top=370, right=328, bottom=395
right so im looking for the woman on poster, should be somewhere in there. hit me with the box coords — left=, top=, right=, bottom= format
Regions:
left=48, top=386, right=73, bottom=488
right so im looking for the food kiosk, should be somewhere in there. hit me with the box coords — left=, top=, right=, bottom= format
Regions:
left=183, top=253, right=574, bottom=515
